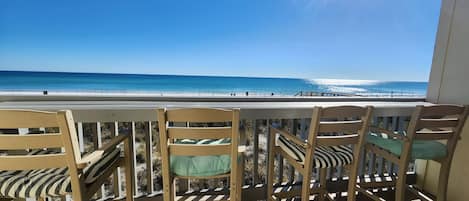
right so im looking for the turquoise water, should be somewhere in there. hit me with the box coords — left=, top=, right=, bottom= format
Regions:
left=0, top=71, right=427, bottom=97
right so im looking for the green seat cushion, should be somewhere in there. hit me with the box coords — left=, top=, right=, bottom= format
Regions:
left=170, top=139, right=232, bottom=177
left=367, top=133, right=447, bottom=160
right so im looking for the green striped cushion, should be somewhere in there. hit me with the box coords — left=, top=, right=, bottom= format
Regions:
left=170, top=139, right=232, bottom=177
left=367, top=132, right=447, bottom=160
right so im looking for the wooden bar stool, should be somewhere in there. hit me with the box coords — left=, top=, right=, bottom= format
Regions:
left=267, top=106, right=373, bottom=201
left=157, top=108, right=244, bottom=201
left=0, top=110, right=135, bottom=201
left=359, top=105, right=469, bottom=201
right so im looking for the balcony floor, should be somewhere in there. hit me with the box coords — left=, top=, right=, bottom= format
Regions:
left=132, top=185, right=435, bottom=201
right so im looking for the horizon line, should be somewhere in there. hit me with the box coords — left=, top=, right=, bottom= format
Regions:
left=0, top=69, right=429, bottom=83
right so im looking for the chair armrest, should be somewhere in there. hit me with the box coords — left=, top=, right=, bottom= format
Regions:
left=270, top=126, right=310, bottom=148
left=99, top=133, right=130, bottom=153
left=369, top=126, right=408, bottom=141
left=77, top=133, right=130, bottom=169
left=238, top=145, right=247, bottom=153
left=77, top=150, right=105, bottom=169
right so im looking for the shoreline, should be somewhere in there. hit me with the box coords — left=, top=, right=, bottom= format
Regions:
left=0, top=90, right=426, bottom=98
left=0, top=90, right=426, bottom=103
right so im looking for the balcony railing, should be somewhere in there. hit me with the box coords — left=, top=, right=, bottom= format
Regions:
left=0, top=95, right=433, bottom=201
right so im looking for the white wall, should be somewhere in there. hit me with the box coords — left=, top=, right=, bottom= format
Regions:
left=426, top=0, right=469, bottom=200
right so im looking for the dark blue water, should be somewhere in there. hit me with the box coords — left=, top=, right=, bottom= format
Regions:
left=0, top=71, right=427, bottom=97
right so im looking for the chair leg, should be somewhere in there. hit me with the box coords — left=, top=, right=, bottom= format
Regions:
left=318, top=168, right=327, bottom=201
left=301, top=172, right=312, bottom=201
left=125, top=165, right=135, bottom=201
left=436, top=159, right=452, bottom=201
left=230, top=171, right=238, bottom=200
left=267, top=147, right=274, bottom=201
left=124, top=139, right=135, bottom=201
left=236, top=157, right=244, bottom=201
left=395, top=165, right=408, bottom=201
left=230, top=157, right=239, bottom=201
left=347, top=162, right=359, bottom=201
left=172, top=179, right=177, bottom=201
left=162, top=175, right=174, bottom=201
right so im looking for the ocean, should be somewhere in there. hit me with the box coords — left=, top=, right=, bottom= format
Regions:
left=0, top=71, right=428, bottom=97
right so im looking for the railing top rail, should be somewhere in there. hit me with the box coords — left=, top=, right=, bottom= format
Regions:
left=0, top=98, right=431, bottom=122
left=0, top=93, right=425, bottom=102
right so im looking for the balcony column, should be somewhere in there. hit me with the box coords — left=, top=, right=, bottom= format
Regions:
left=425, top=0, right=469, bottom=200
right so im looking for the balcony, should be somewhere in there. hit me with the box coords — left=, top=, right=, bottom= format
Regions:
left=0, top=95, right=438, bottom=201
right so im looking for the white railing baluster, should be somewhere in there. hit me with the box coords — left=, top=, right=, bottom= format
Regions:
left=265, top=119, right=272, bottom=198
left=145, top=121, right=154, bottom=195
left=252, top=120, right=259, bottom=185
left=131, top=122, right=139, bottom=196
left=77, top=122, right=85, bottom=153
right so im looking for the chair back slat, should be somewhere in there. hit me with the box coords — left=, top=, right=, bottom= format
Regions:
left=308, top=106, right=373, bottom=146
left=0, top=133, right=63, bottom=149
left=316, top=135, right=359, bottom=146
left=0, top=154, right=68, bottom=170
left=415, top=133, right=453, bottom=140
left=158, top=108, right=239, bottom=157
left=0, top=109, right=82, bottom=172
left=416, top=129, right=454, bottom=135
left=417, top=118, right=459, bottom=129
left=420, top=105, right=465, bottom=118
left=0, top=110, right=59, bottom=128
left=168, top=127, right=232, bottom=139
left=166, top=108, right=232, bottom=122
left=320, top=106, right=367, bottom=119
left=319, top=120, right=363, bottom=133
left=408, top=105, right=469, bottom=141
left=169, top=144, right=231, bottom=156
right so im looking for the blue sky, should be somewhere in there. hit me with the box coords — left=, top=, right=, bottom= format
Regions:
left=0, top=0, right=441, bottom=81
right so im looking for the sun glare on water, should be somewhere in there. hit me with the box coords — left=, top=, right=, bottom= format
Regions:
left=310, top=79, right=384, bottom=86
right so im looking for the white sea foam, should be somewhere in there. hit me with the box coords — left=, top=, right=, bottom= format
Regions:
left=326, top=86, right=367, bottom=93
left=310, top=79, right=383, bottom=86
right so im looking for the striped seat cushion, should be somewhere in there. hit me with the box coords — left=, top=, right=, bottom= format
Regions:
left=276, top=134, right=354, bottom=168
left=0, top=149, right=120, bottom=199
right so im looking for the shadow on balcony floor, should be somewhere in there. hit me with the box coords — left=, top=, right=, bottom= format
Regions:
left=132, top=185, right=435, bottom=201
